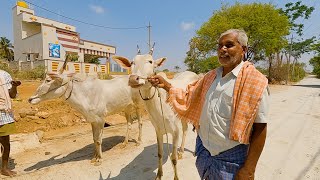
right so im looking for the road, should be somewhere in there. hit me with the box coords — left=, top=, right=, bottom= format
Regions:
left=3, top=75, right=320, bottom=180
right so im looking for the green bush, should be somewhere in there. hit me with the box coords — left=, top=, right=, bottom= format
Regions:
left=97, top=73, right=113, bottom=80
left=15, top=65, right=46, bottom=80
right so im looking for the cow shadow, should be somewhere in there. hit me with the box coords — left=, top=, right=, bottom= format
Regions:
left=101, top=144, right=193, bottom=180
left=105, top=143, right=169, bottom=180
left=24, top=136, right=125, bottom=172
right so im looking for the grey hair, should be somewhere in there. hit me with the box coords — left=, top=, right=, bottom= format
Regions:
left=219, top=29, right=248, bottom=47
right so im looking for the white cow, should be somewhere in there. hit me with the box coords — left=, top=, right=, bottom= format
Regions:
left=113, top=50, right=199, bottom=180
left=28, top=63, right=143, bottom=166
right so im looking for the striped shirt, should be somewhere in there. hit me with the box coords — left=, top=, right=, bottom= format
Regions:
left=0, top=70, right=14, bottom=125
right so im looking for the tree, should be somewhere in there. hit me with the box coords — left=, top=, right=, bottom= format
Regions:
left=174, top=65, right=181, bottom=72
left=310, top=41, right=320, bottom=78
left=0, top=37, right=14, bottom=61
left=66, top=52, right=79, bottom=62
left=185, top=3, right=290, bottom=76
left=84, top=54, right=100, bottom=64
left=279, top=1, right=315, bottom=83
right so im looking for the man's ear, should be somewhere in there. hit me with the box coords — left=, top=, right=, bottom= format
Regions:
left=154, top=57, right=167, bottom=68
left=242, top=46, right=248, bottom=53
left=112, top=56, right=131, bottom=69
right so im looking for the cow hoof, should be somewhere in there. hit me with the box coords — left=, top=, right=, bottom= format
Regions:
left=178, top=151, right=183, bottom=159
left=90, top=158, right=97, bottom=164
left=174, top=177, right=179, bottom=180
left=120, top=143, right=127, bottom=149
left=94, top=160, right=102, bottom=166
left=135, top=141, right=141, bottom=146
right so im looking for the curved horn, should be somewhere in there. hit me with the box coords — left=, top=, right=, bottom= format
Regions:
left=137, top=45, right=141, bottom=55
left=149, top=42, right=155, bottom=55
left=59, top=57, right=68, bottom=74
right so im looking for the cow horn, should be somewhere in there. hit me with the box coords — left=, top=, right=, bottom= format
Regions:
left=137, top=45, right=141, bottom=55
left=59, top=57, right=68, bottom=74
left=149, top=42, right=155, bottom=55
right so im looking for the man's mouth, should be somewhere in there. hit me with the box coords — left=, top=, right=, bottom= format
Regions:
left=220, top=54, right=229, bottom=58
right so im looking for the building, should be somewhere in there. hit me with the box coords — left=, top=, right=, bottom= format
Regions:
left=12, top=1, right=127, bottom=75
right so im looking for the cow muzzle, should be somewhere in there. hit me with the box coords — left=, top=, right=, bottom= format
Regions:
left=128, top=75, right=146, bottom=88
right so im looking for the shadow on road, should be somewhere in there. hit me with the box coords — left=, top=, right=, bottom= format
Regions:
left=295, top=148, right=320, bottom=180
left=106, top=143, right=168, bottom=180
left=99, top=143, right=193, bottom=180
left=24, top=136, right=125, bottom=172
left=292, top=84, right=320, bottom=88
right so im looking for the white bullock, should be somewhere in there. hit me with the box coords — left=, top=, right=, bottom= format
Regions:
left=113, top=51, right=199, bottom=180
left=28, top=63, right=143, bottom=166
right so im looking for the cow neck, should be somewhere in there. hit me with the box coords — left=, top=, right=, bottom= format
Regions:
left=64, top=79, right=74, bottom=100
left=139, top=86, right=156, bottom=101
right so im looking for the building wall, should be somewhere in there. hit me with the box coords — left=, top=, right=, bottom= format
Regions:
left=41, top=25, right=66, bottom=61
left=79, top=41, right=115, bottom=54
left=21, top=21, right=41, bottom=39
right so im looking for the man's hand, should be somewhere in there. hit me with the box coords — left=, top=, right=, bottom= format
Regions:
left=11, top=81, right=21, bottom=87
left=147, top=75, right=172, bottom=92
left=236, top=165, right=255, bottom=180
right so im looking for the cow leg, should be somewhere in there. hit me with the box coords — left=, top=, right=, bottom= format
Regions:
left=90, top=121, right=104, bottom=166
left=155, top=133, right=163, bottom=180
left=136, top=108, right=142, bottom=146
left=178, top=121, right=188, bottom=159
left=171, top=131, right=180, bottom=180
left=122, top=110, right=132, bottom=148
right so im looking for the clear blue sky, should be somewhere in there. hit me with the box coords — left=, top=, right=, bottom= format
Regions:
left=0, top=0, right=319, bottom=71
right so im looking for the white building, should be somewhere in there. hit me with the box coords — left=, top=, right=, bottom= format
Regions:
left=12, top=1, right=126, bottom=75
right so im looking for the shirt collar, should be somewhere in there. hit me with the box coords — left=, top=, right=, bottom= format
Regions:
left=231, top=60, right=245, bottom=77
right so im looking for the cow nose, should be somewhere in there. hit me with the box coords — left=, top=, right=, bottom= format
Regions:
left=128, top=75, right=141, bottom=87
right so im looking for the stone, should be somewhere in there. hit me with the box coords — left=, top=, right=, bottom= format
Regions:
left=27, top=115, right=39, bottom=120
left=36, top=112, right=50, bottom=119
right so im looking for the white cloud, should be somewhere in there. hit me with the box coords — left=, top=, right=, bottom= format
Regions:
left=89, top=5, right=105, bottom=14
left=180, top=21, right=195, bottom=31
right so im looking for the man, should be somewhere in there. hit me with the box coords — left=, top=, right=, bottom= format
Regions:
left=0, top=70, right=21, bottom=177
left=148, top=29, right=269, bottom=180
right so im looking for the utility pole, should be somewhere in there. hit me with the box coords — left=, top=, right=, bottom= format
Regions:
left=147, top=22, right=152, bottom=51
left=286, top=34, right=293, bottom=85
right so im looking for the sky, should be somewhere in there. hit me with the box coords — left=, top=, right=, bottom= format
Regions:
left=0, top=0, right=319, bottom=71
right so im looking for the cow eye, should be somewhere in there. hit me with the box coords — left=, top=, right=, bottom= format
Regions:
left=148, top=60, right=153, bottom=64
left=45, top=79, right=51, bottom=83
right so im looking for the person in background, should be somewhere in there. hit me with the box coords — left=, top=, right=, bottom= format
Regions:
left=0, top=69, right=21, bottom=177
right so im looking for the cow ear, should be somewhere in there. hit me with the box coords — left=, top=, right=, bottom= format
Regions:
left=47, top=73, right=62, bottom=80
left=112, top=56, right=131, bottom=69
left=66, top=73, right=76, bottom=77
left=154, top=57, right=166, bottom=68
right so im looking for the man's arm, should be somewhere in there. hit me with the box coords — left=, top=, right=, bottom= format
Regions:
left=236, top=123, right=267, bottom=179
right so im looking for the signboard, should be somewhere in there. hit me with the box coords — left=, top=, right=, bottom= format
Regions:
left=49, top=43, right=60, bottom=58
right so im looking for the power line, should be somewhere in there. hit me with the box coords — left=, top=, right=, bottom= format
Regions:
left=23, top=0, right=148, bottom=30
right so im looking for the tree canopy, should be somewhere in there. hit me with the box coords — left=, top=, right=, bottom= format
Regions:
left=185, top=2, right=290, bottom=74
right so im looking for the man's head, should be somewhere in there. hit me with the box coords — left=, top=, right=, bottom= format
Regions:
left=217, top=29, right=248, bottom=68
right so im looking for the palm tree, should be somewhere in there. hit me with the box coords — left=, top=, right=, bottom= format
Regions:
left=0, top=37, right=14, bottom=61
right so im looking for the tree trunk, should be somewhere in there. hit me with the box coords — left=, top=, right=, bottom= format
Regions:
left=268, top=55, right=273, bottom=83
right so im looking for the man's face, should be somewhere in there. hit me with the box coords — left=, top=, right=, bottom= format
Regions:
left=217, top=33, right=246, bottom=68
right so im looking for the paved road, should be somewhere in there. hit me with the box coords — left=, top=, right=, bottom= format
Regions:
left=4, top=75, right=320, bottom=180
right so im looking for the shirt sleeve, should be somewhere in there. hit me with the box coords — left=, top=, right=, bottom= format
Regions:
left=254, top=86, right=270, bottom=123
left=2, top=71, right=12, bottom=89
